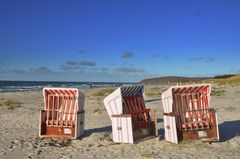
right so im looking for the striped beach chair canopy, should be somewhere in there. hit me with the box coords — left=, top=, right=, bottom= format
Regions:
left=162, top=84, right=211, bottom=113
left=104, top=85, right=157, bottom=143
left=43, top=87, right=84, bottom=111
left=104, top=85, right=144, bottom=118
left=162, top=84, right=219, bottom=144
left=40, top=87, right=85, bottom=139
left=121, top=85, right=144, bottom=97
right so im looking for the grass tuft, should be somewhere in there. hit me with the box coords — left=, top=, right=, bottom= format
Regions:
left=92, top=88, right=115, bottom=97
left=211, top=89, right=225, bottom=96
left=205, top=75, right=240, bottom=85
left=93, top=108, right=103, bottom=114
left=145, top=86, right=163, bottom=97
left=2, top=99, right=22, bottom=110
left=235, top=90, right=240, bottom=95
left=140, top=150, right=154, bottom=158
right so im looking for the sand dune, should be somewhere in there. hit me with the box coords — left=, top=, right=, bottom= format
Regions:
left=0, top=85, right=240, bottom=159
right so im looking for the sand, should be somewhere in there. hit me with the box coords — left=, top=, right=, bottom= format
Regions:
left=0, top=85, right=240, bottom=159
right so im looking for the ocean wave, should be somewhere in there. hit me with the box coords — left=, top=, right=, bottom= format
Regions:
left=0, top=81, right=134, bottom=92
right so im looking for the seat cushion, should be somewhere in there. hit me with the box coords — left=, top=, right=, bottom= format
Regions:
left=181, top=121, right=209, bottom=129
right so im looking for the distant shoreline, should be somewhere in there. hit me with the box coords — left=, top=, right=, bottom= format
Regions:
left=0, top=81, right=135, bottom=93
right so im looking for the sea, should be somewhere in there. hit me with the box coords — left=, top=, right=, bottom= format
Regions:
left=0, top=81, right=135, bottom=93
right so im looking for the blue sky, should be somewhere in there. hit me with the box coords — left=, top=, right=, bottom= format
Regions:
left=0, top=0, right=240, bottom=82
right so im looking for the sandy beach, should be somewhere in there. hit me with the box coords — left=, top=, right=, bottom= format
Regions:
left=0, top=84, right=240, bottom=159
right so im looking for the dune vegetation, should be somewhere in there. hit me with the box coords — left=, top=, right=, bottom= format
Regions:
left=144, top=86, right=166, bottom=98
left=205, top=75, right=240, bottom=85
left=92, top=88, right=115, bottom=97
left=0, top=99, right=22, bottom=110
left=211, top=88, right=225, bottom=96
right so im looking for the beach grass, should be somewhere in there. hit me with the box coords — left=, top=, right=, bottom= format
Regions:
left=93, top=108, right=104, bottom=114
left=0, top=99, right=22, bottom=110
left=145, top=86, right=164, bottom=97
left=92, top=88, right=115, bottom=97
left=211, top=88, right=225, bottom=96
left=205, top=75, right=240, bottom=85
left=235, top=90, right=240, bottom=95
left=140, top=150, right=154, bottom=158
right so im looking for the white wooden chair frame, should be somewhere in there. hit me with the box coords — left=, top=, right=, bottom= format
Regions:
left=162, top=84, right=219, bottom=144
left=39, top=87, right=85, bottom=139
left=104, top=85, right=157, bottom=143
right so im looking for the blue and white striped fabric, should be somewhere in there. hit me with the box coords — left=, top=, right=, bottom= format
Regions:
left=120, top=85, right=144, bottom=97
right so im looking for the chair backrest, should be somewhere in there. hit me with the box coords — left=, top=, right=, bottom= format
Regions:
left=122, top=95, right=146, bottom=114
left=43, top=88, right=83, bottom=124
left=104, top=85, right=144, bottom=119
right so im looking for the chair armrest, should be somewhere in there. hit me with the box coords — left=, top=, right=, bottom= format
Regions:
left=208, top=108, right=217, bottom=125
left=150, top=109, right=155, bottom=121
left=163, top=112, right=177, bottom=117
left=111, top=110, right=150, bottom=117
left=111, top=114, right=132, bottom=117
left=130, top=109, right=151, bottom=115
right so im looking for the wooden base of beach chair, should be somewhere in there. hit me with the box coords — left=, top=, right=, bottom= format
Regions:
left=162, top=84, right=220, bottom=144
left=40, top=125, right=76, bottom=138
left=39, top=110, right=84, bottom=139
left=163, top=109, right=219, bottom=144
left=133, top=121, right=157, bottom=141
left=111, top=114, right=157, bottom=144
left=178, top=112, right=219, bottom=142
left=104, top=85, right=157, bottom=144
left=179, top=126, right=219, bottom=142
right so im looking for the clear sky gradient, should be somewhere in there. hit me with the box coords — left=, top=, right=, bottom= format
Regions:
left=0, top=0, right=240, bottom=82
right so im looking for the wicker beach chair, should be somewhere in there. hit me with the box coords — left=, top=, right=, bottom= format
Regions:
left=162, top=84, right=219, bottom=144
left=39, top=87, right=85, bottom=139
left=104, top=85, right=157, bottom=143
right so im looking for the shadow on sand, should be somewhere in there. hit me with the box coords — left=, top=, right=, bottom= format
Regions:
left=158, top=128, right=165, bottom=140
left=81, top=126, right=112, bottom=138
left=156, top=118, right=165, bottom=140
left=219, top=120, right=240, bottom=142
left=145, top=98, right=161, bottom=103
left=79, top=120, right=240, bottom=142
left=156, top=119, right=240, bottom=142
left=157, top=118, right=164, bottom=123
